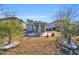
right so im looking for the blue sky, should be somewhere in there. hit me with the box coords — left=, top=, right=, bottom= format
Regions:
left=0, top=4, right=79, bottom=23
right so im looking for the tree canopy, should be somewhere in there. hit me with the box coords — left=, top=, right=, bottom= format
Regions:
left=0, top=18, right=24, bottom=44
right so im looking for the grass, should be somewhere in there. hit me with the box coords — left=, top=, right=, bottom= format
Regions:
left=0, top=31, right=62, bottom=55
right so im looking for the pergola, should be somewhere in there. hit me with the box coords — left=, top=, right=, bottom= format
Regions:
left=32, top=21, right=48, bottom=33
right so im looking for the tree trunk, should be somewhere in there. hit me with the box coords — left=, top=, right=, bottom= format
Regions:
left=8, top=35, right=11, bottom=44
left=67, top=34, right=71, bottom=44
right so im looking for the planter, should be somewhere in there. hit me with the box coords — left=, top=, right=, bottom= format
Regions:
left=0, top=41, right=19, bottom=50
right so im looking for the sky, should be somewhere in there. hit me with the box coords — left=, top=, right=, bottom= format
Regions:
left=0, top=4, right=79, bottom=23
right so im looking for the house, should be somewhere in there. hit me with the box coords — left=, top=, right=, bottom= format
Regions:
left=26, top=21, right=48, bottom=36
left=0, top=17, right=26, bottom=29
left=46, top=20, right=64, bottom=31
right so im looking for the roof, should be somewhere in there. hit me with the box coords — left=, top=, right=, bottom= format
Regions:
left=49, top=20, right=64, bottom=27
left=0, top=17, right=26, bottom=24
left=51, top=20, right=64, bottom=24
left=32, top=21, right=48, bottom=26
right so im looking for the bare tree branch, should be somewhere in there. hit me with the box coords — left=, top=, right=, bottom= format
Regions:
left=55, top=6, right=79, bottom=22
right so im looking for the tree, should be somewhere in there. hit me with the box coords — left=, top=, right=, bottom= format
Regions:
left=0, top=19, right=23, bottom=44
left=54, top=6, right=79, bottom=54
left=0, top=8, right=23, bottom=44
left=54, top=6, right=79, bottom=42
left=55, top=6, right=78, bottom=21
left=0, top=9, right=16, bottom=18
left=26, top=19, right=33, bottom=24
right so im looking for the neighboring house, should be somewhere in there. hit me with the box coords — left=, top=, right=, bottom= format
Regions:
left=46, top=20, right=64, bottom=31
left=46, top=23, right=54, bottom=31
left=0, top=17, right=26, bottom=30
left=52, top=20, right=64, bottom=27
left=19, top=19, right=26, bottom=30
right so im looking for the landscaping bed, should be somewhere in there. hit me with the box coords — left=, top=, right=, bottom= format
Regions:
left=0, top=41, right=19, bottom=51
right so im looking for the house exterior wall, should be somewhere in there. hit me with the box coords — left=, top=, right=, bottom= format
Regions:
left=46, top=20, right=64, bottom=31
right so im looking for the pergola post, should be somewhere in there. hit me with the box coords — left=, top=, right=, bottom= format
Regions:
left=38, top=24, right=41, bottom=33
left=44, top=26, right=47, bottom=32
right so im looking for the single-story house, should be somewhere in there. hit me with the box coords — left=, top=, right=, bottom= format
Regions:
left=46, top=20, right=64, bottom=31
left=26, top=21, right=48, bottom=36
left=0, top=17, right=27, bottom=30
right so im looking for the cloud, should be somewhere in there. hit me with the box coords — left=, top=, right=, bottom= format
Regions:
left=17, top=15, right=53, bottom=23
left=18, top=15, right=50, bottom=20
left=26, top=15, right=49, bottom=19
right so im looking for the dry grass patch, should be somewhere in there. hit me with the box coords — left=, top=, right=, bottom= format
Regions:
left=1, top=31, right=62, bottom=55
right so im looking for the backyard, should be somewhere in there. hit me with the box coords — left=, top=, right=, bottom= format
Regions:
left=0, top=4, right=79, bottom=55
left=0, top=31, right=62, bottom=55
